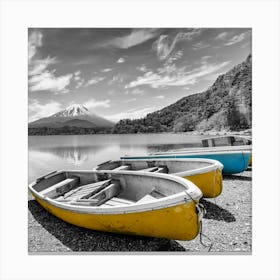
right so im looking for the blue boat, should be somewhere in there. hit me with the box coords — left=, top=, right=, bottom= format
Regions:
left=122, top=146, right=251, bottom=175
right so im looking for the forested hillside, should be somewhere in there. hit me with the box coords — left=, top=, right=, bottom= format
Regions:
left=112, top=54, right=252, bottom=133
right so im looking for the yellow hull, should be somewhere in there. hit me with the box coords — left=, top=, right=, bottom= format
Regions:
left=249, top=155, right=252, bottom=166
left=34, top=195, right=200, bottom=241
left=185, top=168, right=223, bottom=198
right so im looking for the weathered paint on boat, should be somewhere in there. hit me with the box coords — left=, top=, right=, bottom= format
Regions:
left=201, top=135, right=252, bottom=167
left=185, top=168, right=222, bottom=197
left=94, top=158, right=223, bottom=198
left=31, top=194, right=200, bottom=240
left=29, top=170, right=202, bottom=240
left=122, top=149, right=251, bottom=175
left=175, top=152, right=250, bottom=175
left=201, top=135, right=252, bottom=147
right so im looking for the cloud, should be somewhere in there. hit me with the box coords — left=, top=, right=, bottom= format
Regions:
left=126, top=60, right=230, bottom=89
left=117, top=57, right=125, bottom=63
left=123, top=98, right=137, bottom=103
left=164, top=50, right=184, bottom=65
left=241, top=42, right=250, bottom=49
left=108, top=90, right=115, bottom=96
left=204, top=72, right=225, bottom=81
left=28, top=99, right=63, bottom=122
left=130, top=88, right=144, bottom=95
left=73, top=57, right=97, bottom=66
left=153, top=29, right=203, bottom=60
left=28, top=30, right=73, bottom=94
left=155, top=95, right=164, bottom=99
left=98, top=28, right=159, bottom=49
left=84, top=76, right=105, bottom=87
left=73, top=72, right=105, bottom=89
left=83, top=98, right=111, bottom=110
left=225, top=32, right=247, bottom=46
left=214, top=32, right=228, bottom=40
left=28, top=30, right=43, bottom=62
left=75, top=78, right=85, bottom=89
left=101, top=68, right=113, bottom=73
left=137, top=64, right=149, bottom=72
left=105, top=106, right=156, bottom=122
left=192, top=41, right=210, bottom=50
left=201, top=55, right=212, bottom=62
left=28, top=56, right=58, bottom=76
left=108, top=73, right=128, bottom=85
left=29, top=71, right=73, bottom=93
left=125, top=88, right=144, bottom=95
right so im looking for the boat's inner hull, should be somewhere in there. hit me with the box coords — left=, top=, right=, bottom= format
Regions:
left=96, top=159, right=217, bottom=174
left=94, top=159, right=223, bottom=198
left=33, top=194, right=200, bottom=240
left=32, top=171, right=190, bottom=204
left=122, top=152, right=251, bottom=175
left=29, top=170, right=203, bottom=240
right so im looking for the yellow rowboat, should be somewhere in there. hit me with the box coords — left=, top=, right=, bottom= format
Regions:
left=93, top=158, right=223, bottom=198
left=29, top=170, right=203, bottom=241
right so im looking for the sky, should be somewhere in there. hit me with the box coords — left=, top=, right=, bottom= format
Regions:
left=28, top=28, right=251, bottom=123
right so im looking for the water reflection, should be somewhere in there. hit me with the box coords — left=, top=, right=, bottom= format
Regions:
left=28, top=134, right=203, bottom=183
left=29, top=145, right=122, bottom=182
left=147, top=142, right=201, bottom=153
left=51, top=147, right=89, bottom=165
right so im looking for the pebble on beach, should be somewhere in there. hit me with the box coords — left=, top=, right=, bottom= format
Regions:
left=28, top=169, right=252, bottom=253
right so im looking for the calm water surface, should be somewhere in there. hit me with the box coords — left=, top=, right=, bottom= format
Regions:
left=28, top=133, right=205, bottom=183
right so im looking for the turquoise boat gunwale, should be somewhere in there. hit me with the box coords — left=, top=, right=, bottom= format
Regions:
left=122, top=150, right=251, bottom=175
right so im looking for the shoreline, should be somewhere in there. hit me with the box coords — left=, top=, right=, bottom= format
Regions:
left=28, top=129, right=252, bottom=137
left=28, top=168, right=252, bottom=253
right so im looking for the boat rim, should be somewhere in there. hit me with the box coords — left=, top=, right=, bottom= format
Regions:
left=126, top=150, right=252, bottom=157
left=108, top=158, right=224, bottom=177
left=201, top=134, right=252, bottom=141
left=28, top=170, right=202, bottom=215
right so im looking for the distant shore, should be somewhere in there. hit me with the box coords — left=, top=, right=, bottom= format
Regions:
left=189, top=128, right=252, bottom=136
left=28, top=129, right=252, bottom=137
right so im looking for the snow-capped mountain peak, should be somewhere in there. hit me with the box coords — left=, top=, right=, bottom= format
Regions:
left=29, top=103, right=114, bottom=129
left=53, top=104, right=90, bottom=117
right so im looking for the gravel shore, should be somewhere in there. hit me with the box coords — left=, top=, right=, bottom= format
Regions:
left=28, top=168, right=252, bottom=253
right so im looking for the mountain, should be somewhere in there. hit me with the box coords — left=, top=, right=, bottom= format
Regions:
left=29, top=104, right=114, bottom=129
left=29, top=55, right=252, bottom=135
left=113, top=54, right=252, bottom=133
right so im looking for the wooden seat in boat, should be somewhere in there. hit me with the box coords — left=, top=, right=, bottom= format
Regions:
left=138, top=165, right=168, bottom=173
left=112, top=165, right=131, bottom=171
left=55, top=179, right=111, bottom=201
left=40, top=177, right=79, bottom=198
left=103, top=197, right=134, bottom=207
left=150, top=189, right=165, bottom=198
left=69, top=182, right=121, bottom=206
left=63, top=179, right=111, bottom=200
left=153, top=166, right=168, bottom=174
left=136, top=188, right=165, bottom=203
left=138, top=166, right=159, bottom=172
left=136, top=194, right=157, bottom=203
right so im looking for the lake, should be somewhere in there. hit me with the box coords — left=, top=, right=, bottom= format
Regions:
left=28, top=133, right=205, bottom=183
